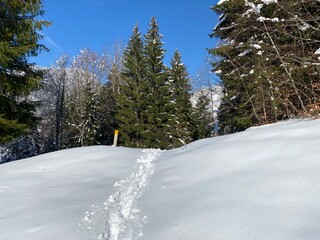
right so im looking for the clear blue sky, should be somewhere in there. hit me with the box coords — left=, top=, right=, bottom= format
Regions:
left=33, top=0, right=220, bottom=77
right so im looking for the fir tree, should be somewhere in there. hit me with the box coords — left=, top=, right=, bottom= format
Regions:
left=192, top=94, right=214, bottom=140
left=144, top=17, right=172, bottom=149
left=81, top=82, right=100, bottom=146
left=210, top=0, right=320, bottom=133
left=115, top=26, right=148, bottom=147
left=95, top=82, right=116, bottom=146
left=0, top=0, right=51, bottom=143
left=168, top=50, right=193, bottom=148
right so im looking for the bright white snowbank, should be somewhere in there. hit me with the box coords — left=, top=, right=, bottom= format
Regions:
left=1, top=119, right=320, bottom=240
left=0, top=146, right=141, bottom=240
left=141, top=119, right=320, bottom=240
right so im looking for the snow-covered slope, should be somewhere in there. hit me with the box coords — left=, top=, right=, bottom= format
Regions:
left=1, top=120, right=320, bottom=240
left=141, top=120, right=320, bottom=240
left=0, top=147, right=141, bottom=240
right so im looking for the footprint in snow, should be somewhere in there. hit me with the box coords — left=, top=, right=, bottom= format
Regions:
left=103, top=149, right=161, bottom=240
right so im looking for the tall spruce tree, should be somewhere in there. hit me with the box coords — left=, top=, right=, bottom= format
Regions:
left=192, top=94, right=214, bottom=140
left=0, top=0, right=50, bottom=143
left=95, top=82, right=116, bottom=146
left=81, top=82, right=100, bottom=146
left=168, top=50, right=193, bottom=148
left=210, top=0, right=320, bottom=133
left=144, top=17, right=172, bottom=149
left=115, top=26, right=148, bottom=147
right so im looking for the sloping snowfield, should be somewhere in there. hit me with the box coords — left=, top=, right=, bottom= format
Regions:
left=0, top=119, right=320, bottom=240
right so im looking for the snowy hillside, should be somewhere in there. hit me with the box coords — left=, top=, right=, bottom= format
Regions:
left=1, top=119, right=320, bottom=240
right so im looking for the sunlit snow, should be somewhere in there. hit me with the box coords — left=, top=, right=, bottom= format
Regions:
left=1, top=120, right=320, bottom=240
left=217, top=0, right=229, bottom=5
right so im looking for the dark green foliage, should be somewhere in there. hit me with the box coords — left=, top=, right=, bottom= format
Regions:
left=143, top=17, right=172, bottom=149
left=168, top=50, right=193, bottom=147
left=192, top=95, right=214, bottom=140
left=82, top=83, right=100, bottom=146
left=115, top=26, right=148, bottom=148
left=116, top=18, right=196, bottom=149
left=95, top=82, right=116, bottom=146
left=0, top=0, right=51, bottom=143
left=210, top=0, right=320, bottom=134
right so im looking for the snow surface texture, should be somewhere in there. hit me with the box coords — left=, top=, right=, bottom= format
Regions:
left=103, top=149, right=160, bottom=240
left=0, top=146, right=141, bottom=240
left=1, top=120, right=320, bottom=240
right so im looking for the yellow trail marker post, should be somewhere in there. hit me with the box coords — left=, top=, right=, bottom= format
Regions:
left=113, top=130, right=119, bottom=147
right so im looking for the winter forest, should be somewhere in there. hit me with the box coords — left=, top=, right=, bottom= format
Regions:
left=1, top=0, right=320, bottom=162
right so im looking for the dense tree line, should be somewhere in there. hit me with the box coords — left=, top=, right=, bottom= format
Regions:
left=1, top=10, right=217, bottom=161
left=2, top=0, right=320, bottom=162
left=116, top=17, right=201, bottom=149
left=32, top=18, right=215, bottom=152
left=37, top=49, right=117, bottom=151
left=210, top=0, right=320, bottom=134
left=0, top=0, right=50, bottom=143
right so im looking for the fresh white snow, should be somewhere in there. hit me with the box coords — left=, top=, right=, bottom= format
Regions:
left=238, top=49, right=252, bottom=57
left=217, top=0, right=229, bottom=5
left=0, top=146, right=141, bottom=240
left=1, top=119, right=320, bottom=240
left=261, top=0, right=278, bottom=4
left=257, top=16, right=280, bottom=22
left=103, top=149, right=161, bottom=240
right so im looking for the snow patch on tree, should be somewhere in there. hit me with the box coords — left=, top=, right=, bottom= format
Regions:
left=217, top=0, right=229, bottom=5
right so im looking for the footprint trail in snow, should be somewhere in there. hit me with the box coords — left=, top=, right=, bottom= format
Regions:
left=102, top=149, right=161, bottom=240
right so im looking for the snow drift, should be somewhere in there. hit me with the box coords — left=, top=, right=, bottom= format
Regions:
left=0, top=119, right=320, bottom=240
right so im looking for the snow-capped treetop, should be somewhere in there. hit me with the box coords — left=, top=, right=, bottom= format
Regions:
left=217, top=0, right=229, bottom=5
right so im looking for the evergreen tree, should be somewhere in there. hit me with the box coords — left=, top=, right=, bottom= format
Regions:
left=210, top=0, right=320, bottom=133
left=144, top=17, right=172, bottom=149
left=82, top=82, right=100, bottom=146
left=192, top=94, right=214, bottom=140
left=0, top=0, right=50, bottom=143
left=168, top=50, right=193, bottom=148
left=115, top=26, right=148, bottom=147
left=116, top=19, right=195, bottom=149
left=96, top=82, right=116, bottom=146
